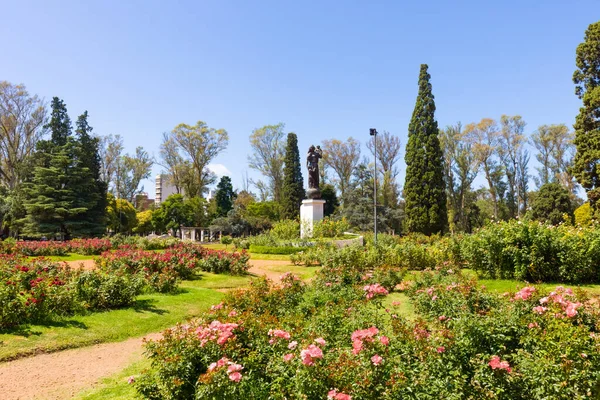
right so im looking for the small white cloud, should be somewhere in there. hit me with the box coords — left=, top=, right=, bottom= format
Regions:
left=207, top=163, right=231, bottom=178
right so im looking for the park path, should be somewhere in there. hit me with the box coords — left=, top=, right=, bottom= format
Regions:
left=0, top=258, right=293, bottom=400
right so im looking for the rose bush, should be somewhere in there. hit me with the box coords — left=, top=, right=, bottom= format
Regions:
left=135, top=260, right=600, bottom=399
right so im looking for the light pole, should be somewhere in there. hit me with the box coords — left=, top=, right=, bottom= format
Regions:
left=370, top=128, right=378, bottom=245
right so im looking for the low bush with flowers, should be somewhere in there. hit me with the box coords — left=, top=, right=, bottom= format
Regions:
left=134, top=255, right=600, bottom=399
left=95, top=243, right=249, bottom=293
left=0, top=255, right=144, bottom=328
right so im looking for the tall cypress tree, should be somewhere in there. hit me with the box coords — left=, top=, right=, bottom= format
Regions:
left=215, top=176, right=235, bottom=217
left=572, top=21, right=600, bottom=211
left=403, top=64, right=447, bottom=235
left=281, top=132, right=304, bottom=219
left=75, top=111, right=107, bottom=236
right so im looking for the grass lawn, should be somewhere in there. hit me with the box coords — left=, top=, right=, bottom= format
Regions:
left=75, top=358, right=149, bottom=400
left=28, top=253, right=96, bottom=262
left=0, top=273, right=241, bottom=361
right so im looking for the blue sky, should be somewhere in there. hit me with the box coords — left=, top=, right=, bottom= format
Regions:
left=1, top=1, right=597, bottom=197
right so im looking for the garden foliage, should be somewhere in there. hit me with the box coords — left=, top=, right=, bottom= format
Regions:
left=135, top=259, right=600, bottom=399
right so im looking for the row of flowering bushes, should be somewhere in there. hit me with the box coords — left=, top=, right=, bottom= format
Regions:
left=461, top=220, right=600, bottom=283
left=134, top=260, right=600, bottom=399
left=0, top=236, right=182, bottom=257
left=0, top=255, right=143, bottom=328
left=0, top=244, right=250, bottom=329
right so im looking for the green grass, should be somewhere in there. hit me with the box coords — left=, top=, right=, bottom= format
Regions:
left=75, top=358, right=149, bottom=400
left=383, top=292, right=417, bottom=320
left=0, top=275, right=235, bottom=361
left=254, top=264, right=321, bottom=280
left=28, top=253, right=96, bottom=262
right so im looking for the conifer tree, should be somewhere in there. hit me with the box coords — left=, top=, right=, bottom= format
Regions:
left=215, top=176, right=235, bottom=217
left=281, top=132, right=304, bottom=219
left=20, top=98, right=99, bottom=238
left=75, top=111, right=107, bottom=236
left=572, top=21, right=600, bottom=211
left=403, top=65, right=448, bottom=235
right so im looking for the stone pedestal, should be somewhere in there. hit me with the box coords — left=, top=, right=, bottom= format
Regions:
left=300, top=199, right=326, bottom=238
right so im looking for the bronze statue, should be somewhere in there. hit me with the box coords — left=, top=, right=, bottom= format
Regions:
left=306, top=145, right=322, bottom=198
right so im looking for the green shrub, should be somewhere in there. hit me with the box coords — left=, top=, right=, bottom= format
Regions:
left=75, top=270, right=143, bottom=310
left=249, top=245, right=307, bottom=255
left=270, top=219, right=300, bottom=240
left=574, top=202, right=593, bottom=226
left=312, top=217, right=351, bottom=238
left=461, top=220, right=600, bottom=283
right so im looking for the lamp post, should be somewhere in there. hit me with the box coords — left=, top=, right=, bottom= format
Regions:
left=369, top=128, right=378, bottom=245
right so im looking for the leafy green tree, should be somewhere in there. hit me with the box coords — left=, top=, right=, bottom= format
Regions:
left=320, top=183, right=339, bottom=217
left=133, top=209, right=154, bottom=235
left=281, top=133, right=304, bottom=219
left=115, top=147, right=153, bottom=203
left=152, top=194, right=191, bottom=236
left=106, top=193, right=138, bottom=233
left=215, top=176, right=236, bottom=217
left=531, top=183, right=573, bottom=225
left=572, top=21, right=600, bottom=210
left=403, top=64, right=447, bottom=235
left=248, top=123, right=286, bottom=202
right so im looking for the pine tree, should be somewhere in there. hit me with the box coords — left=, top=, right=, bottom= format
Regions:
left=20, top=98, right=98, bottom=238
left=572, top=21, right=600, bottom=211
left=75, top=111, right=107, bottom=236
left=215, top=176, right=235, bottom=217
left=281, top=133, right=304, bottom=219
left=403, top=64, right=448, bottom=235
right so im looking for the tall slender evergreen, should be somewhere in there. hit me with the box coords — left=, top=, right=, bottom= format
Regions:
left=572, top=21, right=600, bottom=211
left=281, top=133, right=304, bottom=219
left=403, top=64, right=448, bottom=235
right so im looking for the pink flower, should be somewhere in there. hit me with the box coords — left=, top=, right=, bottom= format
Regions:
left=352, top=339, right=363, bottom=355
left=216, top=357, right=229, bottom=367
left=227, top=363, right=243, bottom=374
left=208, top=362, right=217, bottom=372
left=127, top=376, right=135, bottom=384
left=565, top=301, right=582, bottom=318
left=431, top=295, right=438, bottom=301
left=379, top=336, right=389, bottom=346
left=371, top=354, right=383, bottom=366
left=288, top=340, right=298, bottom=350
left=392, top=301, right=401, bottom=306
left=283, top=353, right=294, bottom=362
left=533, top=306, right=547, bottom=314
left=301, top=344, right=323, bottom=366
left=210, top=302, right=224, bottom=310
left=315, top=337, right=327, bottom=347
left=514, top=286, right=536, bottom=301
left=268, top=329, right=291, bottom=340
left=325, top=282, right=332, bottom=287
left=528, top=322, right=539, bottom=329
left=363, top=283, right=389, bottom=299
left=228, top=310, right=237, bottom=317
left=489, top=356, right=512, bottom=373
left=437, top=346, right=445, bottom=353
left=228, top=372, right=242, bottom=382
left=438, top=315, right=447, bottom=321
left=328, top=389, right=352, bottom=400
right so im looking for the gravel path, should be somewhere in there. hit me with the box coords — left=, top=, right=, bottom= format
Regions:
left=0, top=258, right=293, bottom=399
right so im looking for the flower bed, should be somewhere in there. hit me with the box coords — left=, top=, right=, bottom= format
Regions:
left=0, top=254, right=143, bottom=328
left=134, top=261, right=600, bottom=399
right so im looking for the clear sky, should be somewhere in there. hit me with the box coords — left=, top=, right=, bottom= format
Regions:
left=1, top=0, right=597, bottom=196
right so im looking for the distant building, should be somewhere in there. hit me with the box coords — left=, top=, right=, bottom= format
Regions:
left=135, top=192, right=155, bottom=211
left=155, top=174, right=178, bottom=206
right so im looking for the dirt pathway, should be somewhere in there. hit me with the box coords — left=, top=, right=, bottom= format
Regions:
left=0, top=258, right=295, bottom=399
left=0, top=332, right=161, bottom=400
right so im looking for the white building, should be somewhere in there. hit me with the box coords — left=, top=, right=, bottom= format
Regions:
left=155, top=174, right=178, bottom=206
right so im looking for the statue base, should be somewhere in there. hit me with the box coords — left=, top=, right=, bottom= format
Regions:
left=300, top=199, right=326, bottom=238
left=306, top=188, right=321, bottom=199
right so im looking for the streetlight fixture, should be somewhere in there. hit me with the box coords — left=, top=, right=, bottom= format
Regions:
left=369, top=128, right=378, bottom=245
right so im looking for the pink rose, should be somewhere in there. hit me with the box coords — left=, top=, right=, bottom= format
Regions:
left=371, top=354, right=383, bottom=366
